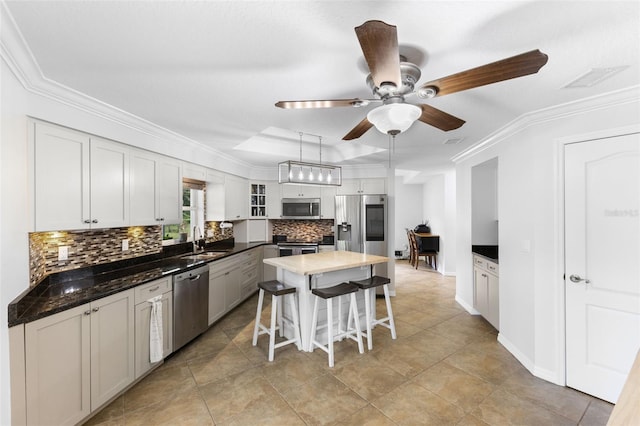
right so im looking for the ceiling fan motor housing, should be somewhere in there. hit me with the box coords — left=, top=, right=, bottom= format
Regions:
left=367, top=62, right=422, bottom=99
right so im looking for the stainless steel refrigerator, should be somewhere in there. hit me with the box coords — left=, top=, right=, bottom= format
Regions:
left=335, top=194, right=388, bottom=279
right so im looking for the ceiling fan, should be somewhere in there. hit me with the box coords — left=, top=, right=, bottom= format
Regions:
left=275, top=20, right=548, bottom=140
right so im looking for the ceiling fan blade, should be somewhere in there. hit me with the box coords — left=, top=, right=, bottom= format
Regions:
left=418, top=104, right=465, bottom=131
left=275, top=99, right=369, bottom=109
left=418, top=49, right=549, bottom=97
left=342, top=117, right=374, bottom=140
left=355, top=20, right=402, bottom=89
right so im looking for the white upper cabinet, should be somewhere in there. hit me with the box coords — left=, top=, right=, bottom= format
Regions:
left=336, top=178, right=386, bottom=195
left=156, top=157, right=183, bottom=224
left=182, top=162, right=207, bottom=181
left=320, top=186, right=337, bottom=219
left=206, top=174, right=249, bottom=221
left=249, top=182, right=267, bottom=218
left=33, top=122, right=129, bottom=231
left=90, top=137, right=130, bottom=228
left=130, top=150, right=182, bottom=226
left=265, top=181, right=281, bottom=218
left=281, top=184, right=321, bottom=198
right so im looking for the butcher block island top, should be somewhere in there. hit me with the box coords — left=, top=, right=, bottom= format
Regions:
left=264, top=250, right=389, bottom=275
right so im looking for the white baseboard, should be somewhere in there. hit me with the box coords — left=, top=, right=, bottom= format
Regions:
left=497, top=333, right=564, bottom=385
left=455, top=294, right=478, bottom=315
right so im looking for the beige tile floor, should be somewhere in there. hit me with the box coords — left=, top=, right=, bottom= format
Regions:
left=86, top=260, right=613, bottom=425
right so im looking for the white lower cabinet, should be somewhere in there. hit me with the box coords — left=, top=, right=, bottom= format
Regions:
left=263, top=245, right=279, bottom=282
left=473, top=255, right=499, bottom=330
left=240, top=248, right=261, bottom=299
left=208, top=247, right=262, bottom=325
left=24, top=289, right=135, bottom=425
left=134, top=277, right=173, bottom=379
left=208, top=257, right=240, bottom=325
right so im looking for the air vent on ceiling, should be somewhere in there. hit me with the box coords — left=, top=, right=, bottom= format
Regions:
left=442, top=137, right=464, bottom=145
left=563, top=66, right=628, bottom=88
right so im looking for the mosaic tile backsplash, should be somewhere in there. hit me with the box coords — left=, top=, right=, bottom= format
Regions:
left=29, top=222, right=233, bottom=286
left=271, top=219, right=334, bottom=241
left=29, top=226, right=163, bottom=286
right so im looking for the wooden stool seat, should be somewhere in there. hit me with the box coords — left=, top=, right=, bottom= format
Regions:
left=349, top=275, right=397, bottom=350
left=258, top=279, right=297, bottom=296
left=349, top=275, right=391, bottom=290
left=309, top=282, right=364, bottom=367
left=312, top=282, right=359, bottom=299
left=252, top=280, right=301, bottom=361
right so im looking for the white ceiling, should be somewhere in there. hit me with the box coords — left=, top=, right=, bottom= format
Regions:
left=4, top=1, right=640, bottom=180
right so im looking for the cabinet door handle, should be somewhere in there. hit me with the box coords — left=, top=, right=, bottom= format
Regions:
left=83, top=219, right=91, bottom=224
left=225, top=271, right=230, bottom=276
left=92, top=307, right=99, bottom=312
left=91, top=219, right=98, bottom=224
left=148, top=286, right=160, bottom=292
left=84, top=310, right=91, bottom=316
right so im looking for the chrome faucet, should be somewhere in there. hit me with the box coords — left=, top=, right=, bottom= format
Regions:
left=193, top=226, right=203, bottom=253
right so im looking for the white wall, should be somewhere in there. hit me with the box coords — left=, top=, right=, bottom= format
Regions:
left=393, top=178, right=423, bottom=256
left=455, top=87, right=640, bottom=385
left=421, top=170, right=457, bottom=275
left=471, top=158, right=498, bottom=245
left=1, top=55, right=31, bottom=426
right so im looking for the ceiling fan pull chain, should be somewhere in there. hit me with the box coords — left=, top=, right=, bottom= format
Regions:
left=388, top=133, right=391, bottom=168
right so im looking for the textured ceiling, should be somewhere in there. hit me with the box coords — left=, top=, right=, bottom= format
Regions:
left=4, top=1, right=640, bottom=180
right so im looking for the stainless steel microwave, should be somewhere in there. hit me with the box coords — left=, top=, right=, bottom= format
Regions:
left=281, top=198, right=321, bottom=219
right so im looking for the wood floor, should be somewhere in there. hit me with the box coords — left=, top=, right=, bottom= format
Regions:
left=86, top=260, right=613, bottom=425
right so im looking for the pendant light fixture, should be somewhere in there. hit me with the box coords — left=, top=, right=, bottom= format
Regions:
left=279, top=132, right=342, bottom=186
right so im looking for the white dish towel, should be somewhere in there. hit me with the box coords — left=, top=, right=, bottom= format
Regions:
left=148, top=295, right=163, bottom=363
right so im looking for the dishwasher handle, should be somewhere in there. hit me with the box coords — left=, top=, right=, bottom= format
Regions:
left=189, top=274, right=201, bottom=281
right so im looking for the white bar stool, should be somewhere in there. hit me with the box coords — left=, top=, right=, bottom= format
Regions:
left=349, top=275, right=396, bottom=350
left=252, top=280, right=301, bottom=361
left=309, top=282, right=364, bottom=367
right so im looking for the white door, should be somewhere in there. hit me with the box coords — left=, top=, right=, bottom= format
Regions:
left=565, top=132, right=640, bottom=403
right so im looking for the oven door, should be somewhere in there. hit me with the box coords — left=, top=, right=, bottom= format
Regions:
left=299, top=247, right=318, bottom=255
left=278, top=247, right=294, bottom=257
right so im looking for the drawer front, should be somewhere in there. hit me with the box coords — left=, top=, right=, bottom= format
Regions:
left=242, top=267, right=258, bottom=284
left=486, top=261, right=499, bottom=274
left=473, top=256, right=486, bottom=269
left=210, top=255, right=238, bottom=272
left=135, top=277, right=171, bottom=304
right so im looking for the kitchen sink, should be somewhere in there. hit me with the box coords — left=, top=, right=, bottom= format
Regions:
left=181, top=252, right=226, bottom=262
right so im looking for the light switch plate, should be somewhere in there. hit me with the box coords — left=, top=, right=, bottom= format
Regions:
left=122, top=239, right=129, bottom=251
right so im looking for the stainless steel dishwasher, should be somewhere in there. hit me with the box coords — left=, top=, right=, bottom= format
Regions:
left=173, top=265, right=209, bottom=351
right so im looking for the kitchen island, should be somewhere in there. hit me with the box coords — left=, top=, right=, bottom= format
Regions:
left=263, top=250, right=389, bottom=351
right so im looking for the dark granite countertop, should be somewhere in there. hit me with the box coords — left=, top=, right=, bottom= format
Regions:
left=472, top=245, right=499, bottom=263
left=8, top=240, right=266, bottom=327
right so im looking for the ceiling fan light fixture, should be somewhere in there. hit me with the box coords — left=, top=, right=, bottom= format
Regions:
left=367, top=103, right=422, bottom=135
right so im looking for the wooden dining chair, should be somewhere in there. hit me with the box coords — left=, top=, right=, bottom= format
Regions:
left=408, top=230, right=437, bottom=270
left=406, top=229, right=417, bottom=267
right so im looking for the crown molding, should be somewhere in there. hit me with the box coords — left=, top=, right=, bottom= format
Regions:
left=451, top=85, right=640, bottom=163
left=0, top=2, right=252, bottom=174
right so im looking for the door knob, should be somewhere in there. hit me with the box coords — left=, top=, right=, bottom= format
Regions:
left=569, top=274, right=590, bottom=284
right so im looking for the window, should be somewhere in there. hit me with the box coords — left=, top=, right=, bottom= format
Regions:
left=163, top=179, right=205, bottom=242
